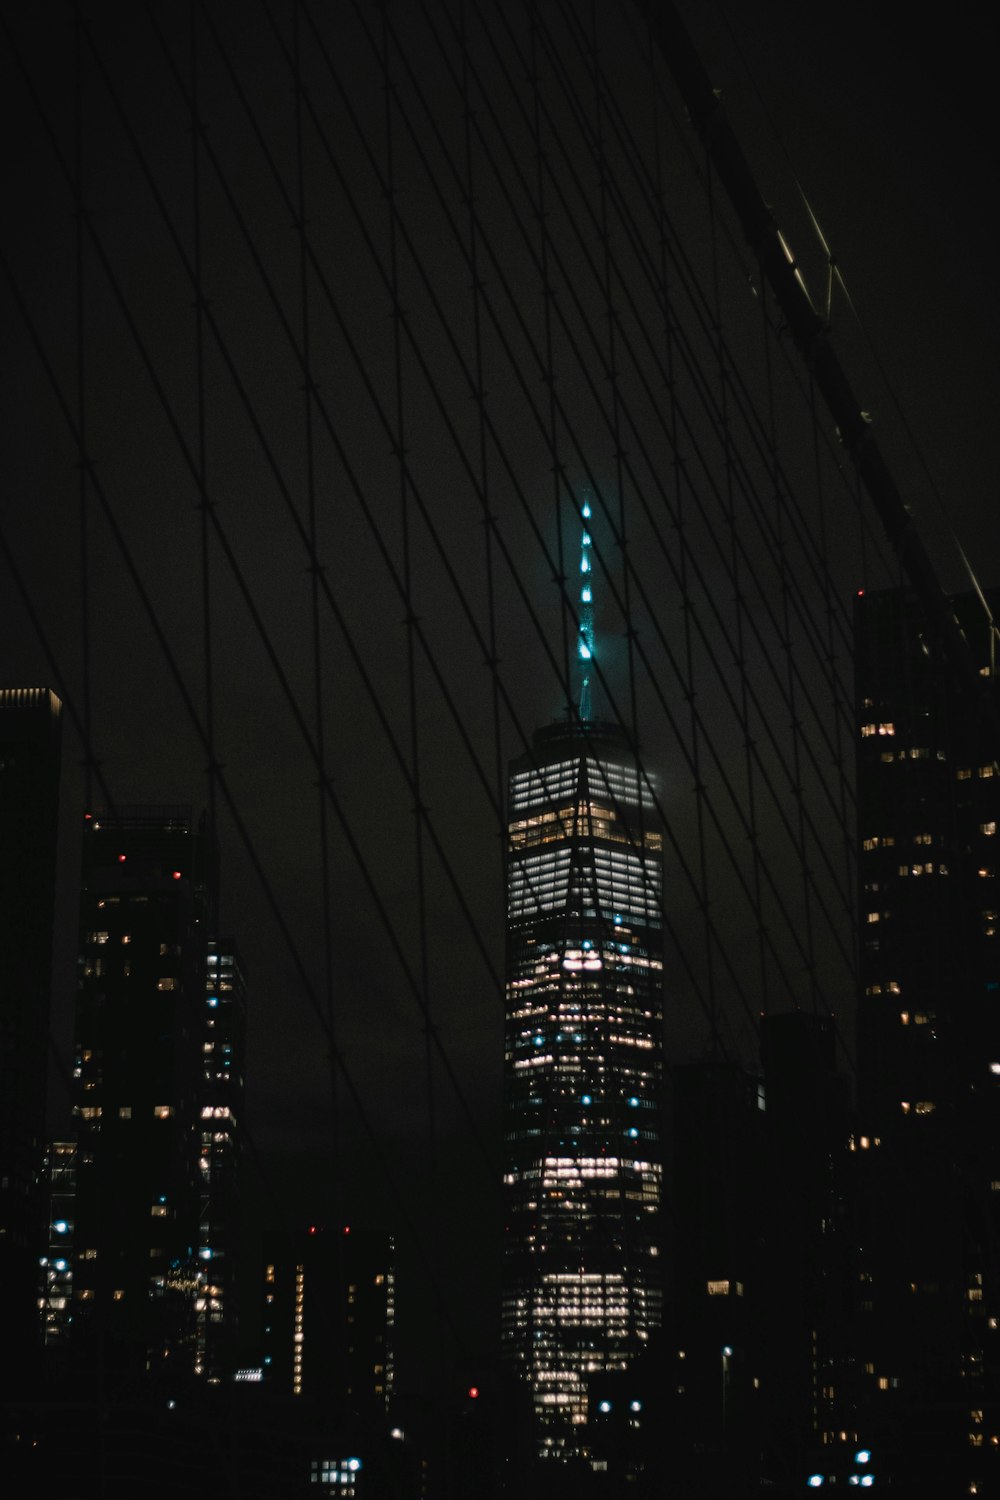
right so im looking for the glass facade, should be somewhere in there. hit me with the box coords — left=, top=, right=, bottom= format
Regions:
left=502, top=719, right=665, bottom=1455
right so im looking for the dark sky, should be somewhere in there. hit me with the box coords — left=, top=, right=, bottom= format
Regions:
left=3, top=0, right=997, bottom=1385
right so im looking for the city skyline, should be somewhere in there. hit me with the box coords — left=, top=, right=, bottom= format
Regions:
left=3, top=2, right=999, bottom=1492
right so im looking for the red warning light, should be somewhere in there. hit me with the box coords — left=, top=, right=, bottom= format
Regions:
left=84, top=813, right=92, bottom=821
left=468, top=1386, right=480, bottom=1400
left=308, top=1225, right=318, bottom=1235
left=118, top=854, right=126, bottom=863
left=172, top=871, right=182, bottom=880
left=857, top=589, right=865, bottom=597
left=343, top=1225, right=351, bottom=1236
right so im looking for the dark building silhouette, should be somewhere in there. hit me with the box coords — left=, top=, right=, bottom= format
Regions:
left=758, top=1011, right=851, bottom=1483
left=501, top=714, right=665, bottom=1464
left=667, top=1058, right=764, bottom=1488
left=0, top=687, right=62, bottom=1392
left=261, top=1223, right=395, bottom=1417
left=853, top=587, right=1000, bottom=1494
left=67, top=805, right=220, bottom=1384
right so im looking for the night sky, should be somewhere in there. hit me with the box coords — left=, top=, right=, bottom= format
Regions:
left=3, top=1, right=998, bottom=1389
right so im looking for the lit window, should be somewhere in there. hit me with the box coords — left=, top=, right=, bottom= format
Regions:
left=982, top=823, right=997, bottom=837
left=153, top=1105, right=173, bottom=1119
left=157, top=978, right=177, bottom=991
left=119, top=1106, right=132, bottom=1119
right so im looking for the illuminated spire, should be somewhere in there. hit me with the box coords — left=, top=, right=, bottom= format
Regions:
left=577, top=496, right=595, bottom=722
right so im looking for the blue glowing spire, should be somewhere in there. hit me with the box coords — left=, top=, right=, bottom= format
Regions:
left=577, top=497, right=595, bottom=722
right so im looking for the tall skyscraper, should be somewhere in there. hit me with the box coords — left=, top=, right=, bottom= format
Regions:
left=69, top=805, right=219, bottom=1383
left=0, top=687, right=62, bottom=1387
left=853, top=587, right=1000, bottom=1492
left=501, top=507, right=665, bottom=1462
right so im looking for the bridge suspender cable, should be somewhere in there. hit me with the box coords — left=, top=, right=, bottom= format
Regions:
left=643, top=0, right=999, bottom=741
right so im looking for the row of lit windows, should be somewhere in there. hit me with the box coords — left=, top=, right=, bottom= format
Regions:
left=872, top=746, right=941, bottom=762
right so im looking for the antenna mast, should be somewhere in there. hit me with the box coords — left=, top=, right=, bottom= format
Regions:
left=577, top=497, right=595, bottom=722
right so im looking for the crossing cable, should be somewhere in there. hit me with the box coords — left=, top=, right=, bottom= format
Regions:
left=526, top=12, right=572, bottom=717
left=378, top=0, right=439, bottom=1184
left=455, top=0, right=857, bottom=876
left=562, top=0, right=863, bottom=917
left=808, top=371, right=857, bottom=933
left=154, top=0, right=535, bottom=1003
left=491, top=5, right=863, bottom=996
left=414, top=0, right=857, bottom=998
left=528, top=0, right=856, bottom=701
left=520, top=0, right=860, bottom=795
left=0, top=349, right=287, bottom=1275
left=218, top=0, right=683, bottom=982
left=645, top=10, right=756, bottom=1026
left=609, top=0, right=897, bottom=622
left=293, top=0, right=852, bottom=1027
left=0, top=241, right=481, bottom=1365
left=314, top=0, right=750, bottom=1051
left=64, top=8, right=839, bottom=1056
left=79, top=3, right=507, bottom=1017
left=457, top=0, right=507, bottom=923
left=296, top=0, right=774, bottom=1036
left=586, top=0, right=639, bottom=751
left=710, top=0, right=991, bottom=619
left=188, top=4, right=219, bottom=853
left=752, top=221, right=820, bottom=1010
left=556, top=0, right=883, bottom=834
left=2, top=17, right=497, bottom=1189
left=541, top=0, right=857, bottom=1026
left=290, top=0, right=343, bottom=1233
left=73, top=8, right=96, bottom=810
left=163, top=0, right=614, bottom=1041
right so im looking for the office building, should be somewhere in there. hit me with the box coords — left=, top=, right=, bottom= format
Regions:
left=0, top=687, right=62, bottom=1387
left=69, top=805, right=218, bottom=1382
left=501, top=506, right=665, bottom=1461
left=853, top=587, right=1000, bottom=1492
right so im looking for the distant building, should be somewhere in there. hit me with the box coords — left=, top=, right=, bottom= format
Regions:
left=197, top=938, right=247, bottom=1381
left=853, top=587, right=1000, bottom=1493
left=68, top=805, right=221, bottom=1383
left=501, top=713, right=665, bottom=1460
left=0, top=687, right=62, bottom=1388
left=261, top=1224, right=395, bottom=1416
